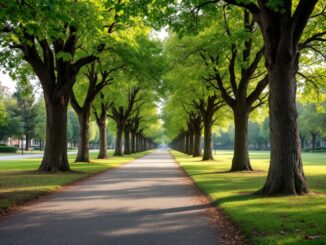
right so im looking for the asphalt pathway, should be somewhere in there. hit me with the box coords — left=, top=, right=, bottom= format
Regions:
left=0, top=150, right=220, bottom=245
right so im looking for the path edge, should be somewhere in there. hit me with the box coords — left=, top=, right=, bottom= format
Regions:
left=169, top=150, right=250, bottom=245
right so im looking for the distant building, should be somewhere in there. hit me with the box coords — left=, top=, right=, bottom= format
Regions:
left=0, top=80, right=11, bottom=97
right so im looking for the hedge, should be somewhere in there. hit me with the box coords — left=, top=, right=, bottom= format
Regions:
left=0, top=146, right=17, bottom=153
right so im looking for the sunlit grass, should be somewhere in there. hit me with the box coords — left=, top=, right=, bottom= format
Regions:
left=0, top=150, right=150, bottom=212
left=171, top=150, right=326, bottom=245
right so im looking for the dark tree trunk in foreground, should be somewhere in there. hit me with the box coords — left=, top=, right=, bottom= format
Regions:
left=231, top=110, right=253, bottom=171
left=39, top=99, right=70, bottom=172
left=203, top=120, right=213, bottom=160
left=75, top=108, right=91, bottom=162
left=261, top=61, right=308, bottom=195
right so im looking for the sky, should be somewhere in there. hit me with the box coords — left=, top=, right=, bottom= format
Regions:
left=0, top=72, right=16, bottom=93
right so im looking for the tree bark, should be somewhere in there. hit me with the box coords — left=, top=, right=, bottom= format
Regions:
left=311, top=133, right=316, bottom=150
left=185, top=132, right=190, bottom=154
left=114, top=125, right=123, bottom=156
left=260, top=60, right=309, bottom=195
left=97, top=116, right=108, bottom=159
left=38, top=99, right=70, bottom=172
left=75, top=107, right=91, bottom=162
left=124, top=128, right=131, bottom=155
left=231, top=110, right=253, bottom=171
left=203, top=120, right=214, bottom=160
left=193, top=128, right=202, bottom=157
left=25, top=136, right=30, bottom=151
left=131, top=131, right=136, bottom=153
left=188, top=129, right=194, bottom=155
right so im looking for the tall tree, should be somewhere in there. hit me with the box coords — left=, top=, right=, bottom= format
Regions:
left=0, top=1, right=112, bottom=171
left=93, top=92, right=112, bottom=159
left=13, top=78, right=37, bottom=150
left=164, top=0, right=325, bottom=195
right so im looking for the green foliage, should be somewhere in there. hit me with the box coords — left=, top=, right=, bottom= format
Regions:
left=13, top=76, right=37, bottom=141
left=67, top=109, right=79, bottom=145
left=0, top=146, right=17, bottom=153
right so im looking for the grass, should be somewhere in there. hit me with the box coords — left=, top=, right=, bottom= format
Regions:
left=0, top=150, right=150, bottom=212
left=171, top=150, right=326, bottom=245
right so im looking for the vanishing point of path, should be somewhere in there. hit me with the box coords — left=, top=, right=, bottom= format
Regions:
left=0, top=150, right=221, bottom=245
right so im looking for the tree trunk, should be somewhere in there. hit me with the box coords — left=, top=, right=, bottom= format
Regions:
left=193, top=128, right=202, bottom=157
left=97, top=116, right=108, bottom=159
left=124, top=128, right=131, bottom=155
left=131, top=131, right=136, bottom=153
left=114, top=125, right=123, bottom=156
left=38, top=99, right=70, bottom=172
left=75, top=107, right=91, bottom=162
left=260, top=60, right=309, bottom=195
left=185, top=132, right=190, bottom=154
left=311, top=133, right=316, bottom=150
left=202, top=120, right=213, bottom=160
left=231, top=110, right=253, bottom=171
left=25, top=136, right=30, bottom=151
left=188, top=130, right=194, bottom=155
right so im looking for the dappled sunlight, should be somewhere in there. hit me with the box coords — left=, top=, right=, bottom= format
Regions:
left=172, top=150, right=326, bottom=244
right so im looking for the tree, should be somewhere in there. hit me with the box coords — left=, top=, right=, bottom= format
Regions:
left=165, top=0, right=325, bottom=195
left=34, top=98, right=46, bottom=150
left=0, top=1, right=114, bottom=171
left=109, top=86, right=141, bottom=156
left=93, top=92, right=112, bottom=159
left=13, top=77, right=37, bottom=150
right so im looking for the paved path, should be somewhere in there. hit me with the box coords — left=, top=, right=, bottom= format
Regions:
left=0, top=150, right=220, bottom=245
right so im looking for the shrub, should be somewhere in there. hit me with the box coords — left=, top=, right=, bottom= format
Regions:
left=0, top=143, right=7, bottom=146
left=0, top=146, right=17, bottom=153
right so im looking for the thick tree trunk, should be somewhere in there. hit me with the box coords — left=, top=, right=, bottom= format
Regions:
left=260, top=61, right=308, bottom=195
left=97, top=116, right=108, bottom=159
left=124, top=128, right=131, bottom=155
left=75, top=108, right=91, bottom=162
left=202, top=120, right=213, bottom=160
left=114, top=125, right=123, bottom=156
left=193, top=129, right=202, bottom=157
left=231, top=110, right=253, bottom=171
left=39, top=99, right=70, bottom=172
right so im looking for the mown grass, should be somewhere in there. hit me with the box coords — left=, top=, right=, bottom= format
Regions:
left=171, top=150, right=326, bottom=245
left=0, top=150, right=150, bottom=212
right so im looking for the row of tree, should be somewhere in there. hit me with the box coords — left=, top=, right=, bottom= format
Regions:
left=0, top=1, right=164, bottom=171
left=162, top=1, right=325, bottom=196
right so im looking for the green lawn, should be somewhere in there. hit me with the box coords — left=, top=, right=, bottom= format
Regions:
left=0, top=150, right=150, bottom=212
left=171, top=150, right=326, bottom=245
